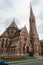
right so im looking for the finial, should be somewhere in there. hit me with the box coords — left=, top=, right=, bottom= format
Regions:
left=30, top=2, right=32, bottom=8
left=30, top=3, right=31, bottom=6
left=13, top=17, right=15, bottom=23
left=13, top=17, right=15, bottom=21
left=30, top=2, right=32, bottom=13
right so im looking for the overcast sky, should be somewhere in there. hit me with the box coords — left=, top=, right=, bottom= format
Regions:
left=0, top=0, right=43, bottom=40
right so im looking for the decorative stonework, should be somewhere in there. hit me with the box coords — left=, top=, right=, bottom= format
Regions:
left=0, top=5, right=41, bottom=56
left=29, top=4, right=41, bottom=55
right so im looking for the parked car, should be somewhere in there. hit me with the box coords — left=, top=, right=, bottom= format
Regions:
left=0, top=61, right=8, bottom=65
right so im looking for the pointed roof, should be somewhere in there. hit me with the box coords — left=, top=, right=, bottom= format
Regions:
left=9, top=20, right=17, bottom=28
left=9, top=19, right=17, bottom=28
left=21, top=26, right=28, bottom=34
left=0, top=18, right=19, bottom=37
left=30, top=3, right=35, bottom=18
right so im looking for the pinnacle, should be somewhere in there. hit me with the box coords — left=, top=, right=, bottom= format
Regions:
left=9, top=19, right=17, bottom=28
left=30, top=3, right=35, bottom=18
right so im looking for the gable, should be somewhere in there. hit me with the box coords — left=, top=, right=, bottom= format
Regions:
left=21, top=26, right=28, bottom=34
left=0, top=20, right=19, bottom=37
left=9, top=20, right=18, bottom=28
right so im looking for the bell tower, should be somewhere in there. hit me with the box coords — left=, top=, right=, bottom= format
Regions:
left=29, top=4, right=41, bottom=56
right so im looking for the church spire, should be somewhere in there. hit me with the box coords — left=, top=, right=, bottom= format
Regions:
left=30, top=3, right=35, bottom=19
left=29, top=4, right=41, bottom=55
left=30, top=3, right=33, bottom=14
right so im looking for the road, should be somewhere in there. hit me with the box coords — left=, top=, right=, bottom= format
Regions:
left=10, top=61, right=43, bottom=65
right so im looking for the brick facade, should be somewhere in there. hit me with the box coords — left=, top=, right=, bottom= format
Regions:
left=0, top=5, right=41, bottom=56
left=29, top=4, right=41, bottom=55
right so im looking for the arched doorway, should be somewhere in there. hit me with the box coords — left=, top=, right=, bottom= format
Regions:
left=26, top=46, right=29, bottom=54
left=23, top=43, right=26, bottom=54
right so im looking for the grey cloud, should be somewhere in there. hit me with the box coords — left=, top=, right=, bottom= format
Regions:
left=30, top=0, right=40, bottom=6
left=37, top=12, right=43, bottom=20
left=38, top=24, right=43, bottom=34
left=2, top=18, right=20, bottom=29
left=0, top=0, right=12, bottom=10
left=2, top=18, right=13, bottom=28
left=15, top=19, right=20, bottom=25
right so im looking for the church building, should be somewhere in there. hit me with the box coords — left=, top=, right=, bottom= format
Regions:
left=0, top=5, right=41, bottom=56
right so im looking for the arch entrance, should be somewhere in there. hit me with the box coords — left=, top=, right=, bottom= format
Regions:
left=26, top=46, right=29, bottom=54
left=23, top=43, right=26, bottom=54
left=23, top=44, right=29, bottom=54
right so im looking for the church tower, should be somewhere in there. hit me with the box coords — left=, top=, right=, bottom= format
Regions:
left=29, top=4, right=41, bottom=55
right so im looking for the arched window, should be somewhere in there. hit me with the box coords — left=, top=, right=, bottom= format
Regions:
left=32, top=19, right=35, bottom=23
left=5, top=39, right=8, bottom=47
left=1, top=39, right=4, bottom=48
left=26, top=46, right=29, bottom=54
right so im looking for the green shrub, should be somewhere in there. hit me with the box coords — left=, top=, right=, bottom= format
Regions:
left=40, top=40, right=43, bottom=55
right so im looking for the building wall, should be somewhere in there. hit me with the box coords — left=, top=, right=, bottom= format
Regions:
left=19, top=27, right=32, bottom=55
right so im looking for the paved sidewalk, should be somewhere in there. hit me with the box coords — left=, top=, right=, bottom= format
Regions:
left=10, top=60, right=43, bottom=65
left=35, top=56, right=43, bottom=59
left=8, top=58, right=43, bottom=65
